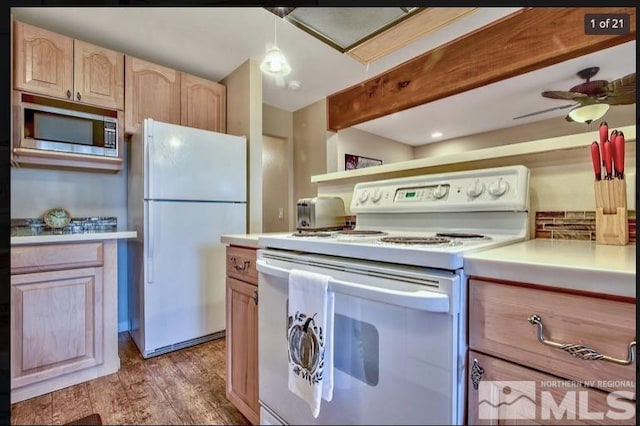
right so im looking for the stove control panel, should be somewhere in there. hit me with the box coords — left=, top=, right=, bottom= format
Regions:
left=351, top=165, right=529, bottom=213
left=395, top=184, right=450, bottom=202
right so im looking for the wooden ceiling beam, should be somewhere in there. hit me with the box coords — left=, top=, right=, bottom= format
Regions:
left=326, top=7, right=636, bottom=131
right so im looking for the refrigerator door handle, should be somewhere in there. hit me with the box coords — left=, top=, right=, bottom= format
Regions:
left=145, top=123, right=153, bottom=198
left=147, top=201, right=155, bottom=283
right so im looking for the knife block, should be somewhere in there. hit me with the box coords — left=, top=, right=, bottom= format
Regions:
left=594, top=178, right=628, bottom=245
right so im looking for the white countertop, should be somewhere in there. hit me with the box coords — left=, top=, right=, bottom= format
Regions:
left=11, top=231, right=137, bottom=245
left=464, top=239, right=636, bottom=298
left=220, top=232, right=290, bottom=249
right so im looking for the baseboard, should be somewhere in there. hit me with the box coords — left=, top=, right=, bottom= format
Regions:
left=118, top=320, right=129, bottom=333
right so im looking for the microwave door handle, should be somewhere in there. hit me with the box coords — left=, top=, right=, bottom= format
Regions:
left=256, top=260, right=449, bottom=313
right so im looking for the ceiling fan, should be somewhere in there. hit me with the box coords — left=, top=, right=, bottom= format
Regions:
left=513, top=67, right=636, bottom=122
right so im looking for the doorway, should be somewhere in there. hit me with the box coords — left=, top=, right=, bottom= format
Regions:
left=262, top=135, right=291, bottom=232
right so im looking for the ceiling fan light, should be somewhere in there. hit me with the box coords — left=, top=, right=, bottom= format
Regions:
left=567, top=103, right=610, bottom=124
left=261, top=46, right=292, bottom=77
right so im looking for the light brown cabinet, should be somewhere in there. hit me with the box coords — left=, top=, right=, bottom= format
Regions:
left=11, top=266, right=104, bottom=389
left=125, top=56, right=226, bottom=134
left=225, top=245, right=259, bottom=425
left=14, top=20, right=124, bottom=110
left=10, top=241, right=121, bottom=403
left=181, top=72, right=226, bottom=133
left=125, top=56, right=181, bottom=133
left=467, top=279, right=636, bottom=425
left=467, top=351, right=635, bottom=425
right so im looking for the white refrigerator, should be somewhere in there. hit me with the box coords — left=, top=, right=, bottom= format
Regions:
left=127, top=118, right=246, bottom=358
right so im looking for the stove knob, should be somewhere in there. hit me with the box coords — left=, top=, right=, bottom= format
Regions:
left=432, top=185, right=448, bottom=199
left=489, top=178, right=509, bottom=197
left=371, top=189, right=383, bottom=203
left=358, top=189, right=370, bottom=203
left=466, top=180, right=485, bottom=198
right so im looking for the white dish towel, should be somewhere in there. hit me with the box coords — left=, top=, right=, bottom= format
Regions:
left=287, top=268, right=335, bottom=418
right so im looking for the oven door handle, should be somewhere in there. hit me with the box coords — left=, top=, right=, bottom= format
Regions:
left=257, top=260, right=449, bottom=313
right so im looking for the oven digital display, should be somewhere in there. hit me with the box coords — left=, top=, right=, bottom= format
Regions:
left=395, top=184, right=450, bottom=203
left=395, top=188, right=424, bottom=202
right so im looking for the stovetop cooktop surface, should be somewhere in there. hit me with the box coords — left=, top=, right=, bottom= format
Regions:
left=260, top=229, right=524, bottom=270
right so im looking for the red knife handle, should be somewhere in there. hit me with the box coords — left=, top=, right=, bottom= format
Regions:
left=590, top=141, right=601, bottom=181
left=614, top=132, right=625, bottom=178
left=602, top=140, right=613, bottom=179
left=599, top=121, right=609, bottom=145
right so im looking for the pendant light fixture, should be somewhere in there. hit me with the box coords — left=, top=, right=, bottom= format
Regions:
left=567, top=103, right=610, bottom=124
left=261, top=18, right=291, bottom=77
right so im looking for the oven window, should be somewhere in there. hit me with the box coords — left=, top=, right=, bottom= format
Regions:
left=334, top=313, right=379, bottom=386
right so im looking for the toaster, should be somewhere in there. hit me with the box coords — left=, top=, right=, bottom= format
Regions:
left=296, top=197, right=345, bottom=231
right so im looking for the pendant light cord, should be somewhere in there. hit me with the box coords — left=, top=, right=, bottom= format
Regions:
left=274, top=18, right=278, bottom=48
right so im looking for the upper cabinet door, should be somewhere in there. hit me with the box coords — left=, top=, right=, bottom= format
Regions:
left=73, top=40, right=124, bottom=110
left=125, top=56, right=181, bottom=134
left=14, top=21, right=74, bottom=100
left=180, top=72, right=226, bottom=133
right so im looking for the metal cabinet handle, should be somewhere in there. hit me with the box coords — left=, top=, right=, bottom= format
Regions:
left=528, top=314, right=636, bottom=366
left=230, top=256, right=250, bottom=272
left=66, top=89, right=71, bottom=98
left=471, top=358, right=484, bottom=390
left=76, top=92, right=81, bottom=101
left=252, top=289, right=258, bottom=305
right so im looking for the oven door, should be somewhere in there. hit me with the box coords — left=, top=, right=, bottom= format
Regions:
left=257, top=249, right=464, bottom=425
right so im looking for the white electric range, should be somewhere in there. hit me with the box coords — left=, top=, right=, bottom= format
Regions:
left=257, top=165, right=530, bottom=425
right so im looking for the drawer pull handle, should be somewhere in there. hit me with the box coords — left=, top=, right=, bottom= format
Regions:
left=528, top=314, right=636, bottom=366
left=230, top=256, right=250, bottom=272
left=470, top=358, right=484, bottom=390
left=252, top=289, right=258, bottom=305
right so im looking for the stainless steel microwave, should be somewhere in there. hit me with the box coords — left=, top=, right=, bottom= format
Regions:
left=20, top=100, right=118, bottom=157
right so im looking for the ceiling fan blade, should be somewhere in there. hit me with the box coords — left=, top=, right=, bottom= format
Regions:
left=603, top=72, right=636, bottom=105
left=513, top=103, right=575, bottom=120
left=541, top=90, right=590, bottom=101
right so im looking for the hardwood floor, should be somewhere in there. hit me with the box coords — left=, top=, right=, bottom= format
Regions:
left=11, top=332, right=251, bottom=425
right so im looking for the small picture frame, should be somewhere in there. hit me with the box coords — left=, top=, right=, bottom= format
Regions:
left=345, top=154, right=382, bottom=170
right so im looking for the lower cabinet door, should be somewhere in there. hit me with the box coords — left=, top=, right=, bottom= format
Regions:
left=226, top=276, right=259, bottom=424
left=11, top=267, right=104, bottom=389
left=467, top=351, right=636, bottom=425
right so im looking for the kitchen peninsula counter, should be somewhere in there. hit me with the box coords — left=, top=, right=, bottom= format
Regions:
left=11, top=230, right=137, bottom=245
left=10, top=229, right=136, bottom=403
left=464, top=239, right=636, bottom=298
left=220, top=232, right=290, bottom=249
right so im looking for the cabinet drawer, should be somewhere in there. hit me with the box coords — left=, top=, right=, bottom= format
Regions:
left=469, top=279, right=636, bottom=395
left=11, top=242, right=104, bottom=274
left=226, top=246, right=258, bottom=284
left=468, top=350, right=636, bottom=425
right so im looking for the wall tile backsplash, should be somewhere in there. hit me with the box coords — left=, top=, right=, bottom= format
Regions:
left=346, top=213, right=637, bottom=244
left=535, top=210, right=636, bottom=244
left=11, top=216, right=118, bottom=236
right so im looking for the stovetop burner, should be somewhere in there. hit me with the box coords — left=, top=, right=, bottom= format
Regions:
left=339, top=230, right=387, bottom=236
left=291, top=231, right=333, bottom=238
left=435, top=232, right=491, bottom=240
left=378, top=236, right=459, bottom=246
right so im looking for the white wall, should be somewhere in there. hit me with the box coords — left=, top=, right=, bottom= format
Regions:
left=263, top=104, right=294, bottom=230
left=11, top=154, right=130, bottom=332
left=332, top=127, right=414, bottom=172
left=222, top=59, right=263, bottom=233
left=293, top=99, right=330, bottom=201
